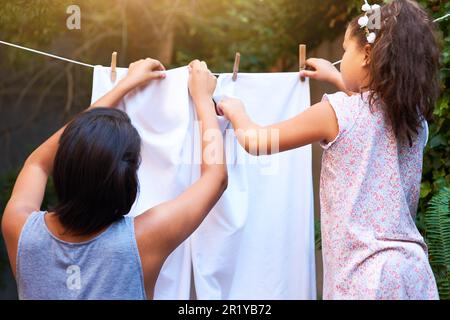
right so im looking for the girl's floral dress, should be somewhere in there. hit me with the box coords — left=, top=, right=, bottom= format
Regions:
left=319, top=91, right=439, bottom=300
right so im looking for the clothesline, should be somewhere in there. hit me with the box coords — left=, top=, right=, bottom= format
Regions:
left=434, top=12, right=450, bottom=22
left=0, top=40, right=95, bottom=68
left=0, top=40, right=343, bottom=72
left=0, top=13, right=448, bottom=72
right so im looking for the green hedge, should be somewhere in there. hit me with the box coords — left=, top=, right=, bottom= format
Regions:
left=417, top=0, right=450, bottom=229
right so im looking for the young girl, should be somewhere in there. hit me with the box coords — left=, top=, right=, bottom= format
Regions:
left=1, top=59, right=226, bottom=299
left=217, top=0, right=441, bottom=299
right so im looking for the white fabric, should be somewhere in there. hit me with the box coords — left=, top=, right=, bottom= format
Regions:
left=91, top=66, right=195, bottom=299
left=91, top=66, right=316, bottom=300
left=193, top=72, right=316, bottom=299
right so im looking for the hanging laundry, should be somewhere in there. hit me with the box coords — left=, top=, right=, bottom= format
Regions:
left=91, top=66, right=315, bottom=300
left=192, top=72, right=316, bottom=299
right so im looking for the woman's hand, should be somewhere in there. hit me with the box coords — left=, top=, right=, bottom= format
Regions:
left=119, top=58, right=166, bottom=91
left=299, top=58, right=341, bottom=86
left=217, top=97, right=246, bottom=120
left=91, top=58, right=165, bottom=109
left=188, top=60, right=217, bottom=102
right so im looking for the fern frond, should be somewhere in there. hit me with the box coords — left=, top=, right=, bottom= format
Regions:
left=424, top=187, right=450, bottom=300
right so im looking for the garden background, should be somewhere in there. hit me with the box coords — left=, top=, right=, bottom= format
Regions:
left=0, top=0, right=448, bottom=299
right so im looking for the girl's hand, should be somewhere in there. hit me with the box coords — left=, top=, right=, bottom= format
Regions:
left=120, top=58, right=166, bottom=91
left=188, top=60, right=217, bottom=102
left=217, top=97, right=246, bottom=119
left=299, top=58, right=341, bottom=86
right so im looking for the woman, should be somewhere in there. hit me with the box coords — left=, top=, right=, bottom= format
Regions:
left=1, top=58, right=227, bottom=299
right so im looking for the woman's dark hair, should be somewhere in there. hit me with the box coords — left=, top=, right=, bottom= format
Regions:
left=53, top=108, right=141, bottom=236
left=349, top=0, right=441, bottom=146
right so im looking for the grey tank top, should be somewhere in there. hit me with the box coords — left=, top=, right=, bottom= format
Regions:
left=16, top=211, right=147, bottom=300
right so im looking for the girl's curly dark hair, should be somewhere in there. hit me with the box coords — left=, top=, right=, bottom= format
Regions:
left=349, top=0, right=441, bottom=146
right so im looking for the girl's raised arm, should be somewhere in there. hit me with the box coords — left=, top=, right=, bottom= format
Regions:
left=215, top=58, right=348, bottom=156
left=217, top=98, right=339, bottom=155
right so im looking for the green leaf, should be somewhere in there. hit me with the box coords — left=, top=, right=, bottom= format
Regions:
left=430, top=135, right=445, bottom=148
left=421, top=181, right=432, bottom=198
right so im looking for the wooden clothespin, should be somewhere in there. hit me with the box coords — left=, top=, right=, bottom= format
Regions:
left=299, top=44, right=306, bottom=82
left=111, top=52, right=117, bottom=82
left=232, top=52, right=240, bottom=82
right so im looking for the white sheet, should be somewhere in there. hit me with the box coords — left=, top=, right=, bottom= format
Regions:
left=91, top=66, right=316, bottom=300
left=192, top=72, right=316, bottom=299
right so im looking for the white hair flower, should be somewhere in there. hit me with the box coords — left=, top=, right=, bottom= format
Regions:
left=362, top=3, right=372, bottom=12
left=358, top=15, right=369, bottom=28
left=366, top=32, right=377, bottom=44
left=359, top=1, right=379, bottom=44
